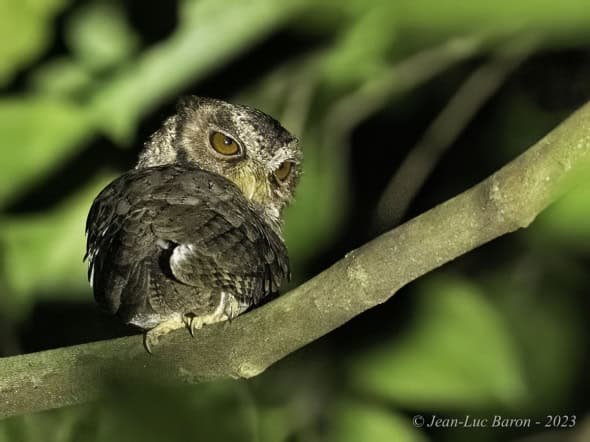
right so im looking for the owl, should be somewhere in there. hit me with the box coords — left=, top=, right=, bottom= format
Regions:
left=85, top=96, right=301, bottom=352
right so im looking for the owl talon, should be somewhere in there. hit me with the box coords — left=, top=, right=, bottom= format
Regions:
left=190, top=316, right=205, bottom=336
left=183, top=309, right=231, bottom=337
left=143, top=332, right=158, bottom=354
left=182, top=315, right=199, bottom=337
left=143, top=316, right=185, bottom=353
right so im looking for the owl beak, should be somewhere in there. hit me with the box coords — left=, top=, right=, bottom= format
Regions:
left=243, top=177, right=256, bottom=200
left=233, top=165, right=269, bottom=204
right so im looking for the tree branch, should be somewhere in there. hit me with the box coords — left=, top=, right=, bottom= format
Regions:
left=1, top=100, right=590, bottom=419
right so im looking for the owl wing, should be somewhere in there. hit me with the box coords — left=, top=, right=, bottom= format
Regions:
left=85, top=165, right=289, bottom=324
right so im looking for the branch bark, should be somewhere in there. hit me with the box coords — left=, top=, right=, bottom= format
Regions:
left=1, top=100, right=590, bottom=419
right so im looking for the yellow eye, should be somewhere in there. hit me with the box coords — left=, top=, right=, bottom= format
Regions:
left=274, top=161, right=293, bottom=182
left=210, top=131, right=240, bottom=156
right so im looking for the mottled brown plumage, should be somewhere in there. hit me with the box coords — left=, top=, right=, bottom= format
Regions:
left=85, top=97, right=301, bottom=351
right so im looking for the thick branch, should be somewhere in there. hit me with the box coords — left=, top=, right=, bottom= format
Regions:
left=1, top=101, right=590, bottom=419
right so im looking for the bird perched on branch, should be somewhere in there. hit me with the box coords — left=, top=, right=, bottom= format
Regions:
left=85, top=96, right=301, bottom=352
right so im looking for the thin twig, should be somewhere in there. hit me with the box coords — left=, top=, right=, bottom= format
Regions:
left=373, top=35, right=539, bottom=232
left=322, top=35, right=484, bottom=159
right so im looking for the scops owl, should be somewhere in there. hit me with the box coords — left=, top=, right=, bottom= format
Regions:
left=85, top=96, right=301, bottom=352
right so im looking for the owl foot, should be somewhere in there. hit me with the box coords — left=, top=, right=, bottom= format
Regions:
left=183, top=292, right=249, bottom=337
left=144, top=316, right=185, bottom=353
left=183, top=311, right=228, bottom=337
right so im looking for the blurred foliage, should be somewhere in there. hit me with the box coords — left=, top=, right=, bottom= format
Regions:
left=532, top=182, right=590, bottom=249
left=0, top=0, right=70, bottom=86
left=0, top=174, right=114, bottom=317
left=349, top=276, right=527, bottom=411
left=1, top=0, right=590, bottom=441
left=328, top=399, right=427, bottom=442
left=0, top=98, right=93, bottom=207
left=65, top=2, right=139, bottom=73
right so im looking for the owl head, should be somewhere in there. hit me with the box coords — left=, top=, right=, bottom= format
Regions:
left=137, top=96, right=302, bottom=227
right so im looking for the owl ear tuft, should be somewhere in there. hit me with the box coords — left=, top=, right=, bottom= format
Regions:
left=176, top=96, right=226, bottom=115
left=176, top=95, right=201, bottom=112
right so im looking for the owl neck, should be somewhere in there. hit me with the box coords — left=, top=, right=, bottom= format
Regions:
left=253, top=204, right=284, bottom=238
left=262, top=207, right=283, bottom=239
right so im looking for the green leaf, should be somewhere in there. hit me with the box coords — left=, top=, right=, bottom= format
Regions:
left=349, top=275, right=527, bottom=411
left=90, top=0, right=307, bottom=143
left=399, top=0, right=590, bottom=44
left=0, top=97, right=94, bottom=208
left=0, top=404, right=95, bottom=442
left=0, top=173, right=117, bottom=315
left=255, top=405, right=294, bottom=442
left=328, top=399, right=427, bottom=442
left=92, top=382, right=256, bottom=442
left=0, top=0, right=69, bottom=86
left=29, top=58, right=94, bottom=98
left=529, top=181, right=590, bottom=250
left=0, top=381, right=255, bottom=442
left=322, top=6, right=397, bottom=89
left=65, top=2, right=140, bottom=73
left=491, top=269, right=586, bottom=410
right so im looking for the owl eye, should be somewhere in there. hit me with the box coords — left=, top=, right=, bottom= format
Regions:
left=210, top=131, right=240, bottom=156
left=274, top=161, right=293, bottom=183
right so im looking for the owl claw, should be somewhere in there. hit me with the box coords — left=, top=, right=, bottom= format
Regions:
left=143, top=316, right=185, bottom=353
left=180, top=294, right=246, bottom=339
left=143, top=332, right=157, bottom=354
left=184, top=315, right=205, bottom=337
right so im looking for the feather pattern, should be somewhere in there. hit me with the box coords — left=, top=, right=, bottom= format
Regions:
left=85, top=164, right=289, bottom=329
